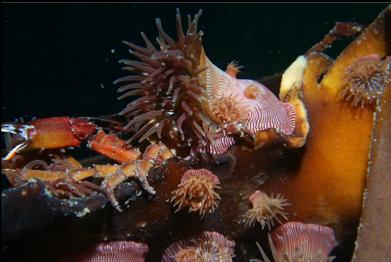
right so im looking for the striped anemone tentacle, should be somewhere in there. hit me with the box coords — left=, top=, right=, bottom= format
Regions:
left=115, top=9, right=217, bottom=149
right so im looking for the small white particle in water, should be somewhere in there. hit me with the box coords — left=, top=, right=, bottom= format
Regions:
left=75, top=207, right=91, bottom=217
left=100, top=83, right=105, bottom=89
left=111, top=49, right=115, bottom=54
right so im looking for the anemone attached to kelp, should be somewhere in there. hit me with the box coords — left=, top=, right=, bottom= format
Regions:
left=341, top=54, right=390, bottom=108
left=242, top=190, right=290, bottom=230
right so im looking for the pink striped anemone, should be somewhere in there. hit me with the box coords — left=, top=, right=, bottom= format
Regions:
left=201, top=57, right=296, bottom=137
left=162, top=231, right=235, bottom=262
left=65, top=240, right=149, bottom=262
left=255, top=222, right=337, bottom=262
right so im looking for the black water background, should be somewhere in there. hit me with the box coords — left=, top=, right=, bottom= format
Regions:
left=1, top=3, right=388, bottom=122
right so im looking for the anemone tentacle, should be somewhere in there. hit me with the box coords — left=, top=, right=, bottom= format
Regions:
left=115, top=9, right=216, bottom=149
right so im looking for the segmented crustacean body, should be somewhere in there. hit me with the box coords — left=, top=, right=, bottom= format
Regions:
left=1, top=120, right=174, bottom=212
left=115, top=9, right=297, bottom=155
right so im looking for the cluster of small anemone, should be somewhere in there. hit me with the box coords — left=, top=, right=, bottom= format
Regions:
left=169, top=168, right=292, bottom=232
left=65, top=223, right=337, bottom=262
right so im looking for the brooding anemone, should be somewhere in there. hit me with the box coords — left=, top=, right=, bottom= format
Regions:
left=115, top=9, right=297, bottom=155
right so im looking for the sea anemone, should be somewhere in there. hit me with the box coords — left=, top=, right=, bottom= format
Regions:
left=170, top=168, right=221, bottom=217
left=254, top=222, right=337, bottom=262
left=242, top=190, right=290, bottom=230
left=114, top=9, right=297, bottom=154
left=341, top=54, right=390, bottom=108
left=161, top=231, right=235, bottom=262
left=65, top=240, right=149, bottom=262
left=115, top=9, right=216, bottom=150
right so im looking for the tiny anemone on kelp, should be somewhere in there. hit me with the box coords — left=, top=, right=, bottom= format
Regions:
left=241, top=190, right=290, bottom=231
left=114, top=9, right=307, bottom=156
left=170, top=168, right=221, bottom=217
left=341, top=54, right=391, bottom=108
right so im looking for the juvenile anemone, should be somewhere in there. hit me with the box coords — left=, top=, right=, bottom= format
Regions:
left=170, top=168, right=221, bottom=217
left=254, top=222, right=337, bottom=262
left=341, top=54, right=390, bottom=108
left=161, top=231, right=235, bottom=262
left=242, top=190, right=290, bottom=230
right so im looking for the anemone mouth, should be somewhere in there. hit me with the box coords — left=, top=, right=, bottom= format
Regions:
left=341, top=54, right=390, bottom=108
left=114, top=9, right=219, bottom=151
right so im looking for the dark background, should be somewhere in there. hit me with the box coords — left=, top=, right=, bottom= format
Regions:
left=1, top=3, right=388, bottom=122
